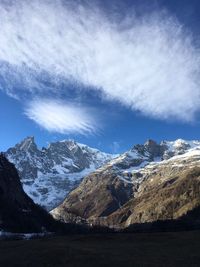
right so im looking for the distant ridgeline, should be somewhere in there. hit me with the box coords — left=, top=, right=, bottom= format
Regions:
left=51, top=139, right=200, bottom=231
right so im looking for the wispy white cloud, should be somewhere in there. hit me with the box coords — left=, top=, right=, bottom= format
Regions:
left=25, top=99, right=97, bottom=135
left=0, top=0, right=200, bottom=121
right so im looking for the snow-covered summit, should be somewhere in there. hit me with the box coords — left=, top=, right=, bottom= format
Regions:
left=95, top=138, right=200, bottom=180
left=5, top=137, right=200, bottom=211
left=161, top=139, right=200, bottom=160
left=5, top=137, right=115, bottom=210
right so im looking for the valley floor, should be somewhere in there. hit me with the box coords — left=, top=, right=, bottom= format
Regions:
left=0, top=230, right=200, bottom=267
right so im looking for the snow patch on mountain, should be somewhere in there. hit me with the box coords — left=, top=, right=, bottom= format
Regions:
left=94, top=139, right=200, bottom=188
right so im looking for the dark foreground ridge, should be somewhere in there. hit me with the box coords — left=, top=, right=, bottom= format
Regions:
left=0, top=154, right=92, bottom=234
left=0, top=153, right=114, bottom=234
left=0, top=153, right=61, bottom=233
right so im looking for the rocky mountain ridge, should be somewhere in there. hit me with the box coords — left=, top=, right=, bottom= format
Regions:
left=51, top=139, right=200, bottom=229
left=5, top=137, right=115, bottom=210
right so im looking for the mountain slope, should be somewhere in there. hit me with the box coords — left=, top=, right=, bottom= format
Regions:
left=108, top=166, right=200, bottom=228
left=51, top=139, right=200, bottom=229
left=0, top=154, right=61, bottom=233
left=5, top=137, right=114, bottom=210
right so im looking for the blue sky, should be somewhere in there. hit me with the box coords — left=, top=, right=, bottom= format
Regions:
left=1, top=0, right=200, bottom=153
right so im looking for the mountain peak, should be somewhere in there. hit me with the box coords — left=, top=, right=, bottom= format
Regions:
left=61, top=139, right=78, bottom=150
left=144, top=139, right=157, bottom=146
left=22, top=136, right=34, bottom=142
left=18, top=136, right=37, bottom=151
left=5, top=137, right=114, bottom=210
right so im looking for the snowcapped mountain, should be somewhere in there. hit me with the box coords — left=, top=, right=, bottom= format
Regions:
left=95, top=139, right=200, bottom=184
left=113, top=138, right=200, bottom=188
left=5, top=136, right=200, bottom=219
left=5, top=137, right=115, bottom=210
left=51, top=138, right=200, bottom=228
left=111, top=138, right=200, bottom=174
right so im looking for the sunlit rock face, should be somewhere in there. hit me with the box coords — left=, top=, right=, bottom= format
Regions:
left=51, top=139, right=200, bottom=229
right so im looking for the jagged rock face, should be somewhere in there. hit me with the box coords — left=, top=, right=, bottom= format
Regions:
left=0, top=154, right=59, bottom=233
left=5, top=137, right=114, bottom=210
left=51, top=139, right=200, bottom=229
left=134, top=139, right=166, bottom=160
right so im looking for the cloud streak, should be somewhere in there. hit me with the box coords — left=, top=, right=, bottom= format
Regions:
left=0, top=0, right=200, bottom=122
left=25, top=99, right=97, bottom=135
